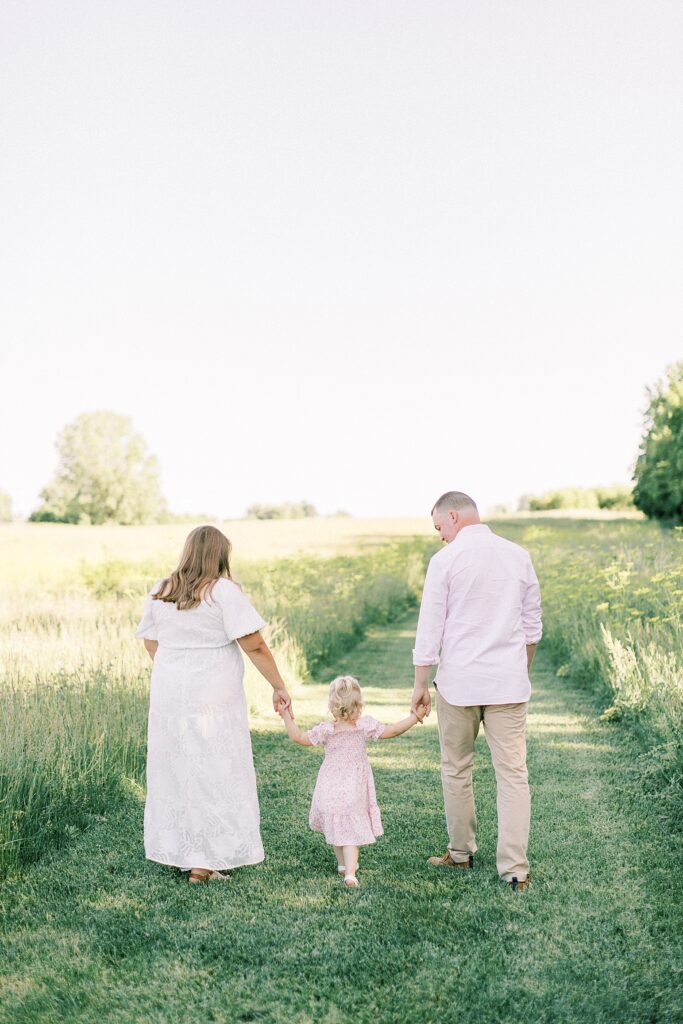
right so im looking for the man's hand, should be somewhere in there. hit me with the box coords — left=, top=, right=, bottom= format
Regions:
left=273, top=688, right=292, bottom=716
left=411, top=682, right=431, bottom=718
left=412, top=664, right=433, bottom=718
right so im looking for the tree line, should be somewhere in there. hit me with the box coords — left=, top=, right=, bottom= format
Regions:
left=1, top=362, right=681, bottom=524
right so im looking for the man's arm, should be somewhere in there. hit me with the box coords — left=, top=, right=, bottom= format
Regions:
left=411, top=664, right=435, bottom=715
left=522, top=556, right=542, bottom=672
left=411, top=556, right=448, bottom=716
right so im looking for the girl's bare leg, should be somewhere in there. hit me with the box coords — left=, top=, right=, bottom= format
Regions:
left=342, top=845, right=359, bottom=876
left=333, top=845, right=345, bottom=869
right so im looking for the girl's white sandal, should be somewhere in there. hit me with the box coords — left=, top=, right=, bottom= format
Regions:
left=344, top=874, right=360, bottom=888
left=337, top=865, right=346, bottom=874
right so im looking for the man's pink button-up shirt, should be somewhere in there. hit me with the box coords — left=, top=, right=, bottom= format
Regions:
left=412, top=524, right=542, bottom=706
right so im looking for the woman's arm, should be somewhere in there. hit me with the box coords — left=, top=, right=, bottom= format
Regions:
left=278, top=707, right=313, bottom=747
left=236, top=631, right=292, bottom=713
left=379, top=706, right=427, bottom=740
left=143, top=639, right=158, bottom=662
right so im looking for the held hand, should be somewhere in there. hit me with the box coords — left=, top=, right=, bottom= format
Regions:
left=411, top=684, right=431, bottom=719
left=272, top=688, right=293, bottom=716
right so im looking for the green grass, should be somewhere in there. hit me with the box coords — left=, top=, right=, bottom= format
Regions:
left=494, top=518, right=683, bottom=817
left=0, top=535, right=436, bottom=876
left=3, top=515, right=682, bottom=878
left=0, top=517, right=435, bottom=583
left=1, top=613, right=682, bottom=1024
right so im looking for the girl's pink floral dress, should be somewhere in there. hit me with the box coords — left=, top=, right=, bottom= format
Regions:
left=306, top=715, right=385, bottom=846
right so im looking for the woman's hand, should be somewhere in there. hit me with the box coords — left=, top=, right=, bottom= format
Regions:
left=413, top=704, right=428, bottom=723
left=272, top=688, right=292, bottom=716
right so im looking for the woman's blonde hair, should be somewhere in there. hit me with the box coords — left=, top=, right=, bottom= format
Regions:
left=328, top=675, right=363, bottom=722
left=154, top=525, right=234, bottom=610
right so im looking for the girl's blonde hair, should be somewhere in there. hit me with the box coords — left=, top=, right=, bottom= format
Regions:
left=154, top=525, right=234, bottom=610
left=328, top=675, right=363, bottom=722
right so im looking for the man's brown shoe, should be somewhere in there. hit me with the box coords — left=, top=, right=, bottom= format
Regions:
left=427, top=851, right=474, bottom=869
left=508, top=873, right=531, bottom=892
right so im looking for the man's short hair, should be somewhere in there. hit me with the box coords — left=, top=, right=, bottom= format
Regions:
left=431, top=491, right=479, bottom=516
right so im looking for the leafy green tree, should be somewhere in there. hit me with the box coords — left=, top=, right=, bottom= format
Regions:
left=0, top=490, right=12, bottom=522
left=31, top=412, right=167, bottom=525
left=633, top=362, right=683, bottom=522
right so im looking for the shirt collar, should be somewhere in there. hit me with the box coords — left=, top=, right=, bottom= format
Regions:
left=454, top=523, right=491, bottom=544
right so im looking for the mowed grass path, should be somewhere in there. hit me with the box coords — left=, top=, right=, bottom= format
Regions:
left=2, top=614, right=682, bottom=1024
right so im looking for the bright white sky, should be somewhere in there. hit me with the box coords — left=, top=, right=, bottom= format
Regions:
left=1, top=1, right=681, bottom=518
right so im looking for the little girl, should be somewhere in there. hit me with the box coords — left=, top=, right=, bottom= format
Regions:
left=279, top=675, right=426, bottom=888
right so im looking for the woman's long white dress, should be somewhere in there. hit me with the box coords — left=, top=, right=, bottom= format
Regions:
left=135, top=577, right=266, bottom=871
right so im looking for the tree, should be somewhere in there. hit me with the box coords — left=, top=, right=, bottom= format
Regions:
left=0, top=490, right=12, bottom=522
left=633, top=361, right=683, bottom=522
left=31, top=411, right=167, bottom=525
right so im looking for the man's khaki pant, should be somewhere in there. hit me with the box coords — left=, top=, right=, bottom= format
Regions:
left=436, top=690, right=530, bottom=881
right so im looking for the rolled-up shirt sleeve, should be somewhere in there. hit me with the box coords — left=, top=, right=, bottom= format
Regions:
left=412, top=555, right=448, bottom=666
left=522, top=556, right=543, bottom=644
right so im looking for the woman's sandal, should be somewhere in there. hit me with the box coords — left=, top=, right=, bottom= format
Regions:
left=344, top=874, right=360, bottom=888
left=337, top=865, right=346, bottom=874
left=188, top=869, right=231, bottom=884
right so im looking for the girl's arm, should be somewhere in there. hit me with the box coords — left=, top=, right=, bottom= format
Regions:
left=278, top=707, right=313, bottom=746
left=379, top=706, right=427, bottom=740
left=237, top=631, right=292, bottom=714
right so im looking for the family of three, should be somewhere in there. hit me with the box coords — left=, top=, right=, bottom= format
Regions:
left=135, top=491, right=542, bottom=891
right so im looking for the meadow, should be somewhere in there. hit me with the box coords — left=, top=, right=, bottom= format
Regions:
left=0, top=518, right=437, bottom=877
left=1, top=617, right=682, bottom=1023
left=1, top=514, right=682, bottom=1022
left=1, top=514, right=681, bottom=879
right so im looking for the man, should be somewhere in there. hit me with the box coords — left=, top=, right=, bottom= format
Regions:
left=411, top=491, right=542, bottom=892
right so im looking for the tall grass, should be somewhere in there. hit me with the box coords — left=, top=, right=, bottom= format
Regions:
left=494, top=518, right=683, bottom=813
left=0, top=537, right=435, bottom=876
left=2, top=517, right=681, bottom=878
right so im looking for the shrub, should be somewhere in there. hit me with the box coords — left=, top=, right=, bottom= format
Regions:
left=520, top=485, right=634, bottom=512
left=245, top=501, right=318, bottom=520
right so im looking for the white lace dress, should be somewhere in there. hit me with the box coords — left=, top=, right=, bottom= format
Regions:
left=135, top=577, right=266, bottom=871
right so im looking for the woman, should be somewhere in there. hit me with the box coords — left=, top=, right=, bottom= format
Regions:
left=135, top=524, right=291, bottom=883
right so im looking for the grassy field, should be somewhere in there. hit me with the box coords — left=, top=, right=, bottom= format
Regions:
left=0, top=519, right=438, bottom=877
left=496, top=517, right=683, bottom=820
left=1, top=514, right=682, bottom=1021
left=1, top=515, right=681, bottom=877
left=1, top=613, right=682, bottom=1024
left=0, top=517, right=434, bottom=583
